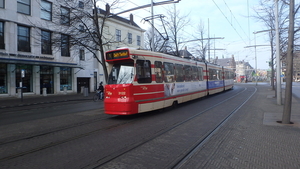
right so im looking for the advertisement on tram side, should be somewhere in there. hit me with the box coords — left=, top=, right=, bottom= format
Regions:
left=164, top=81, right=207, bottom=97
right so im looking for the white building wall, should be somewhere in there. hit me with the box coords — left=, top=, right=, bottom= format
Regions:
left=0, top=0, right=95, bottom=96
left=96, top=13, right=145, bottom=84
left=103, top=19, right=145, bottom=51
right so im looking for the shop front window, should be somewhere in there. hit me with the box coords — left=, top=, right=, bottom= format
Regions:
left=16, top=65, right=33, bottom=93
left=0, top=63, right=7, bottom=94
left=60, top=67, right=72, bottom=90
left=40, top=66, right=53, bottom=94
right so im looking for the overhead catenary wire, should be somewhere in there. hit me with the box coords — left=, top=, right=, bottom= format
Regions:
left=211, top=0, right=248, bottom=45
left=103, top=0, right=152, bottom=23
left=222, top=0, right=250, bottom=41
left=127, top=0, right=152, bottom=14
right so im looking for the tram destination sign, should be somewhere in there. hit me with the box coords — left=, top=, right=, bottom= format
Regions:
left=106, top=50, right=129, bottom=60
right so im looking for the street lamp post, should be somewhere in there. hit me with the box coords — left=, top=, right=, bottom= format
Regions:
left=254, top=34, right=257, bottom=86
left=151, top=0, right=154, bottom=51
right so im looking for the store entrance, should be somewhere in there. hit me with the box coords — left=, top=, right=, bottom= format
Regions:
left=77, top=78, right=90, bottom=93
left=40, top=74, right=54, bottom=94
left=40, top=66, right=54, bottom=94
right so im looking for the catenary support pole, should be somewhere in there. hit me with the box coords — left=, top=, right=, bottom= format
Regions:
left=275, top=0, right=282, bottom=105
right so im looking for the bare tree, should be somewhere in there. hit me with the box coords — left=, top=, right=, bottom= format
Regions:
left=144, top=27, right=167, bottom=52
left=282, top=0, right=300, bottom=124
left=164, top=4, right=190, bottom=56
left=253, top=0, right=289, bottom=90
left=44, top=0, right=122, bottom=83
left=253, top=0, right=300, bottom=90
left=191, top=20, right=208, bottom=62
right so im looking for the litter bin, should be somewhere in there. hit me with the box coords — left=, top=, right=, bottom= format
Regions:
left=83, top=87, right=89, bottom=97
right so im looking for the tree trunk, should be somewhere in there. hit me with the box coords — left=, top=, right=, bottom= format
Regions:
left=270, top=41, right=275, bottom=91
left=282, top=0, right=295, bottom=124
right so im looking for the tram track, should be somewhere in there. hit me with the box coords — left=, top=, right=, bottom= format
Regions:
left=0, top=100, right=89, bottom=113
left=0, top=114, right=108, bottom=145
left=0, top=86, right=254, bottom=168
left=0, top=113, right=142, bottom=162
left=171, top=86, right=257, bottom=168
left=85, top=86, right=257, bottom=168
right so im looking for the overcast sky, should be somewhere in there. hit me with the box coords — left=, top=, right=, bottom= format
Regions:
left=100, top=0, right=298, bottom=70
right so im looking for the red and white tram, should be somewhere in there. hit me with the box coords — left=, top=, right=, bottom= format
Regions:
left=104, top=48, right=234, bottom=115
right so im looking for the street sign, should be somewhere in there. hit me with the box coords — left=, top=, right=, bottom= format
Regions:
left=21, top=69, right=25, bottom=78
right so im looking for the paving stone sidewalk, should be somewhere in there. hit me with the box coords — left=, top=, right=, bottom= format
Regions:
left=183, top=84, right=300, bottom=168
left=0, top=92, right=94, bottom=108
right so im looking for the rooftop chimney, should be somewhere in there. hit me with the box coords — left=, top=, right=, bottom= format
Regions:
left=105, top=3, right=110, bottom=15
left=130, top=14, right=134, bottom=25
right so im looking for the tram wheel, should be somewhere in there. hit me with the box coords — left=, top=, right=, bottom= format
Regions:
left=172, top=101, right=178, bottom=108
left=93, top=94, right=99, bottom=101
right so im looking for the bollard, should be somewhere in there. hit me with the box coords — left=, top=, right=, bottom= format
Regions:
left=83, top=87, right=89, bottom=97
left=63, top=86, right=67, bottom=95
left=17, top=88, right=22, bottom=98
left=81, top=86, right=84, bottom=94
left=43, top=88, right=47, bottom=96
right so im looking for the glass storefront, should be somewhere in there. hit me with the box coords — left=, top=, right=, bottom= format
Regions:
left=0, top=64, right=76, bottom=95
left=0, top=63, right=7, bottom=93
left=60, top=67, right=72, bottom=91
left=16, top=64, right=33, bottom=92
left=40, top=66, right=53, bottom=94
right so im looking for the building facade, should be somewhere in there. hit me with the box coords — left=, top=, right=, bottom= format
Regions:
left=235, top=61, right=253, bottom=82
left=0, top=0, right=96, bottom=97
left=0, top=1, right=144, bottom=97
left=214, top=55, right=236, bottom=70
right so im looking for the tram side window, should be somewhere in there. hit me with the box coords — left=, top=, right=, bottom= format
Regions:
left=192, top=66, right=198, bottom=81
left=217, top=70, right=221, bottom=80
left=154, top=61, right=163, bottom=83
left=163, top=62, right=174, bottom=83
left=198, top=67, right=203, bottom=81
left=184, top=65, right=192, bottom=81
left=175, top=64, right=184, bottom=82
left=225, top=71, right=229, bottom=79
left=229, top=72, right=235, bottom=79
left=209, top=69, right=217, bottom=80
left=136, top=60, right=152, bottom=83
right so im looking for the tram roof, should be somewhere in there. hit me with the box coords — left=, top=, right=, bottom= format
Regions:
left=123, top=48, right=206, bottom=65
